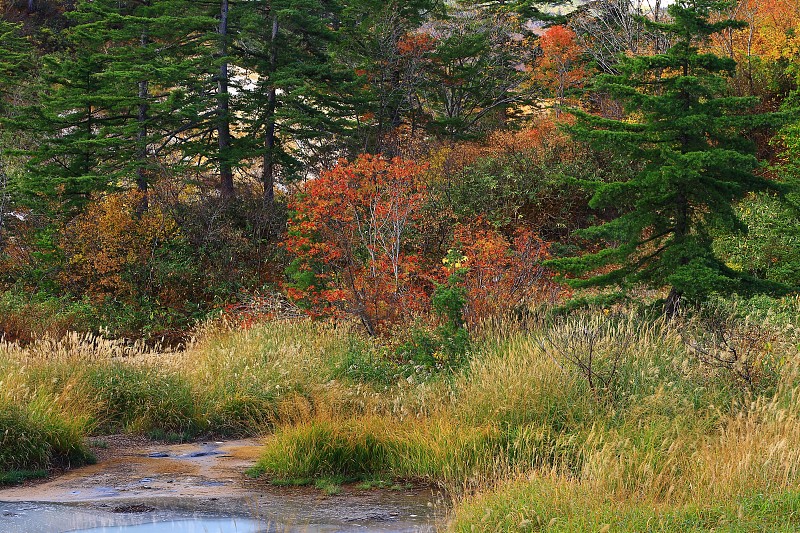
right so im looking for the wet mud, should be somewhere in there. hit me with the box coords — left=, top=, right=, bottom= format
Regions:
left=0, top=438, right=443, bottom=532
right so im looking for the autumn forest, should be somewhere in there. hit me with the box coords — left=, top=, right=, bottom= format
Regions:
left=2, top=0, right=800, bottom=530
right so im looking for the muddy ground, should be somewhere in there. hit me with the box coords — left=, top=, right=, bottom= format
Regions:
left=0, top=437, right=443, bottom=532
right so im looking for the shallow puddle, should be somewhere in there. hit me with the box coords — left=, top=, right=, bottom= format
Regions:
left=0, top=500, right=437, bottom=533
left=0, top=439, right=440, bottom=532
left=68, top=518, right=264, bottom=532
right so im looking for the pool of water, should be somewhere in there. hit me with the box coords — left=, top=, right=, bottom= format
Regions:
left=67, top=518, right=265, bottom=532
left=0, top=500, right=436, bottom=533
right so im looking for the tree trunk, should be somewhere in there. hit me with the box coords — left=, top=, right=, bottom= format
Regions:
left=217, top=0, right=235, bottom=200
left=0, top=155, right=8, bottom=248
left=136, top=29, right=150, bottom=213
left=665, top=287, right=682, bottom=319
left=665, top=191, right=689, bottom=319
left=262, top=14, right=278, bottom=210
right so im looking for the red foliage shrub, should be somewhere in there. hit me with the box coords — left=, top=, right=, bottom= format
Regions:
left=284, top=154, right=430, bottom=335
left=453, top=219, right=564, bottom=325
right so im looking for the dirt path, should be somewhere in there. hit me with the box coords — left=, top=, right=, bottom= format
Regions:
left=0, top=438, right=442, bottom=532
left=0, top=437, right=265, bottom=503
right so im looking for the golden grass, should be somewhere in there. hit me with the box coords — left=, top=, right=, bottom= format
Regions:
left=3, top=309, right=800, bottom=531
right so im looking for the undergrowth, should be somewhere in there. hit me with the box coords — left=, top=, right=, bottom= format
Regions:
left=2, top=302, right=800, bottom=533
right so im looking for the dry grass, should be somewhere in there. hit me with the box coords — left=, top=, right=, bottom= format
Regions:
left=3, top=307, right=800, bottom=531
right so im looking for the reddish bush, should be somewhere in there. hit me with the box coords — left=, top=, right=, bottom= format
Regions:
left=285, top=154, right=429, bottom=335
left=453, top=220, right=564, bottom=325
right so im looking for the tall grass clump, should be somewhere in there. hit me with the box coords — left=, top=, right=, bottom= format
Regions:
left=0, top=395, right=94, bottom=480
left=181, top=320, right=354, bottom=436
left=86, top=364, right=198, bottom=436
left=444, top=307, right=800, bottom=531
left=250, top=417, right=393, bottom=481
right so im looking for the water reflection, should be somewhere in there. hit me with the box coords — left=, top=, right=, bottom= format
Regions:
left=70, top=518, right=265, bottom=533
left=0, top=501, right=436, bottom=533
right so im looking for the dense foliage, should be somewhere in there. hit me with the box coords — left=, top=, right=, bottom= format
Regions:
left=551, top=0, right=791, bottom=315
left=0, top=0, right=797, bottom=341
left=3, top=2, right=800, bottom=531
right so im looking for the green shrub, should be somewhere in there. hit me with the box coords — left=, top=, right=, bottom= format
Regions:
left=333, top=339, right=399, bottom=386
left=393, top=262, right=471, bottom=372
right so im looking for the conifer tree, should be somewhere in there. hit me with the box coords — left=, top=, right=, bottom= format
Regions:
left=22, top=22, right=111, bottom=212
left=0, top=21, right=30, bottom=117
left=20, top=0, right=215, bottom=212
left=551, top=0, right=785, bottom=315
left=237, top=0, right=351, bottom=208
left=0, top=21, right=31, bottom=242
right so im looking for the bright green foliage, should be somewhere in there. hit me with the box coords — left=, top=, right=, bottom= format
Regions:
left=86, top=364, right=199, bottom=435
left=432, top=252, right=469, bottom=330
left=714, top=193, right=800, bottom=286
left=250, top=419, right=392, bottom=481
left=551, top=0, right=787, bottom=311
left=780, top=119, right=800, bottom=188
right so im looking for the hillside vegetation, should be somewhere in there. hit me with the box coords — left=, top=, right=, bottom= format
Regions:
left=3, top=301, right=800, bottom=530
left=1, top=0, right=800, bottom=529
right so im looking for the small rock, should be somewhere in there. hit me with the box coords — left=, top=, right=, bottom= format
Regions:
left=112, top=504, right=154, bottom=514
left=186, top=451, right=220, bottom=458
left=148, top=452, right=169, bottom=458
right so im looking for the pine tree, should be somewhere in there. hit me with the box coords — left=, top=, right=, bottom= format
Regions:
left=0, top=21, right=31, bottom=117
left=0, top=21, right=31, bottom=243
left=22, top=22, right=112, bottom=212
left=20, top=0, right=216, bottom=213
left=97, top=0, right=216, bottom=201
left=236, top=0, right=351, bottom=208
left=551, top=0, right=786, bottom=315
